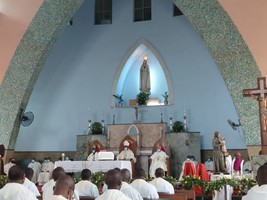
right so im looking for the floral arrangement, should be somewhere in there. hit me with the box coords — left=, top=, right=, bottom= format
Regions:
left=172, top=121, right=185, bottom=132
left=0, top=175, right=7, bottom=189
left=73, top=171, right=105, bottom=189
left=91, top=171, right=105, bottom=188
left=91, top=122, right=103, bottom=134
left=181, top=175, right=257, bottom=196
left=137, top=92, right=149, bottom=105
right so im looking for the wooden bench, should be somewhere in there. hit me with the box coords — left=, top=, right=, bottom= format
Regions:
left=175, top=189, right=196, bottom=200
left=158, top=192, right=187, bottom=200
left=79, top=196, right=95, bottom=200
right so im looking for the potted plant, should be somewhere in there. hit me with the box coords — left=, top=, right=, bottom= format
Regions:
left=91, top=122, right=103, bottom=134
left=137, top=92, right=149, bottom=106
left=172, top=121, right=185, bottom=132
left=162, top=91, right=169, bottom=105
left=113, top=94, right=124, bottom=107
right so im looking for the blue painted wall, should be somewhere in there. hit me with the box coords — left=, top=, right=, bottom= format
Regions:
left=15, top=0, right=246, bottom=151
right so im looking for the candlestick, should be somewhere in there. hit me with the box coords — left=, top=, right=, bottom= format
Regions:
left=61, top=153, right=65, bottom=161
left=101, top=119, right=105, bottom=133
left=88, top=119, right=91, bottom=134
left=170, top=117, right=173, bottom=131
left=113, top=114, right=115, bottom=124
left=160, top=127, right=163, bottom=138
left=88, top=108, right=91, bottom=121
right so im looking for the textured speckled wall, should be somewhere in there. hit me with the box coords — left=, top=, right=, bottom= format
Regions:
left=0, top=0, right=261, bottom=149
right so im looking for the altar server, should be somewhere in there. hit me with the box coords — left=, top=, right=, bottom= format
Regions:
left=149, top=168, right=174, bottom=194
left=0, top=165, right=37, bottom=200
left=28, top=159, right=41, bottom=183
left=120, top=168, right=143, bottom=200
left=131, top=168, right=159, bottom=199
left=96, top=169, right=131, bottom=200
left=75, top=169, right=99, bottom=197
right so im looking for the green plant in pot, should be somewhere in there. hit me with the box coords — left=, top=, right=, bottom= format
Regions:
left=91, top=122, right=103, bottom=134
left=137, top=92, right=149, bottom=105
left=162, top=91, right=169, bottom=105
left=172, top=121, right=185, bottom=132
left=113, top=94, right=124, bottom=107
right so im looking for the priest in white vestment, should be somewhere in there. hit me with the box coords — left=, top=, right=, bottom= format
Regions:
left=75, top=169, right=99, bottom=197
left=149, top=144, right=169, bottom=178
left=28, top=159, right=42, bottom=183
left=242, top=163, right=267, bottom=200
left=23, top=167, right=41, bottom=197
left=38, top=158, right=55, bottom=185
left=3, top=158, right=16, bottom=175
left=131, top=168, right=159, bottom=199
left=120, top=168, right=143, bottom=200
left=149, top=168, right=174, bottom=194
left=204, top=157, right=214, bottom=172
left=0, top=165, right=37, bottom=200
left=96, top=169, right=131, bottom=200
left=87, top=146, right=99, bottom=161
left=117, top=140, right=136, bottom=163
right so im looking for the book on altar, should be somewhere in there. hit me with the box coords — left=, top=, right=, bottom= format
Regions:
left=97, top=150, right=114, bottom=161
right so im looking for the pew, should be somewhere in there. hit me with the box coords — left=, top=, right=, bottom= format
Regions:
left=175, top=189, right=195, bottom=200
left=158, top=192, right=187, bottom=200
left=79, top=196, right=95, bottom=200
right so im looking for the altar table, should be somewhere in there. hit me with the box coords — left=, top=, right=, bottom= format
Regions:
left=54, top=160, right=132, bottom=174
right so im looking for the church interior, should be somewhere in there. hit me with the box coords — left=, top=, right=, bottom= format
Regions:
left=1, top=0, right=267, bottom=193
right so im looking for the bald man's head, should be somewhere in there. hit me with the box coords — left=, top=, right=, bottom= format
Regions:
left=105, top=169, right=122, bottom=190
left=120, top=168, right=131, bottom=183
left=54, top=175, right=75, bottom=200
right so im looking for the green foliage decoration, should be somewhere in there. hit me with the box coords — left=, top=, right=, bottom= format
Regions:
left=137, top=92, right=149, bottom=105
left=0, top=175, right=8, bottom=189
left=91, top=171, right=105, bottom=188
left=91, top=122, right=103, bottom=134
left=172, top=121, right=185, bottom=132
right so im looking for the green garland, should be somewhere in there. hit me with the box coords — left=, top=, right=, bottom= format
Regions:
left=172, top=121, right=185, bottom=132
left=0, top=175, right=8, bottom=189
left=182, top=175, right=257, bottom=196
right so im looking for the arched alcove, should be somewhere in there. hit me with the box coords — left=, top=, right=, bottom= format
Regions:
left=112, top=39, right=173, bottom=107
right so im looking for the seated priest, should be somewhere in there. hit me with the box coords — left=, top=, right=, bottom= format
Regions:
left=87, top=145, right=99, bottom=161
left=117, top=140, right=136, bottom=163
left=149, top=143, right=169, bottom=178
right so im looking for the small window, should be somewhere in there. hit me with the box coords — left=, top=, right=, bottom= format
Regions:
left=173, top=4, right=183, bottom=16
left=134, top=0, right=151, bottom=22
left=95, top=0, right=112, bottom=25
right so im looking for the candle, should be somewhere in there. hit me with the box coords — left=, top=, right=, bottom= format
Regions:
left=88, top=108, right=91, bottom=120
left=169, top=107, right=173, bottom=118
left=101, top=109, right=104, bottom=121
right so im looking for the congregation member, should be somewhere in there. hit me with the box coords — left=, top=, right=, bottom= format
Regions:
left=149, top=167, right=174, bottom=194
left=28, top=158, right=42, bottom=183
left=50, top=175, right=75, bottom=200
left=130, top=168, right=159, bottom=199
left=75, top=169, right=99, bottom=197
left=102, top=167, right=121, bottom=193
left=42, top=166, right=66, bottom=200
left=120, top=168, right=143, bottom=200
left=149, top=143, right=169, bottom=178
left=96, top=169, right=131, bottom=200
left=0, top=165, right=37, bottom=200
left=117, top=140, right=136, bottom=163
left=242, top=163, right=267, bottom=200
left=23, top=167, right=41, bottom=197
left=4, top=158, right=16, bottom=175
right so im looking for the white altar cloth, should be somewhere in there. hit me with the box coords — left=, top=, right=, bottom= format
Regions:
left=54, top=160, right=132, bottom=174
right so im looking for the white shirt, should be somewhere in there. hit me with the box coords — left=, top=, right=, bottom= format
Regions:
left=225, top=155, right=232, bottom=174
left=96, top=189, right=131, bottom=200
left=213, top=185, right=232, bottom=200
left=3, top=162, right=15, bottom=175
left=0, top=182, right=37, bottom=200
left=28, top=161, right=42, bottom=183
left=23, top=177, right=41, bottom=196
left=242, top=184, right=267, bottom=200
left=149, top=177, right=174, bottom=194
left=49, top=195, right=68, bottom=200
left=204, top=160, right=214, bottom=171
left=75, top=180, right=99, bottom=197
left=149, top=150, right=168, bottom=177
left=120, top=181, right=143, bottom=200
left=117, top=149, right=136, bottom=163
left=130, top=179, right=159, bottom=199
